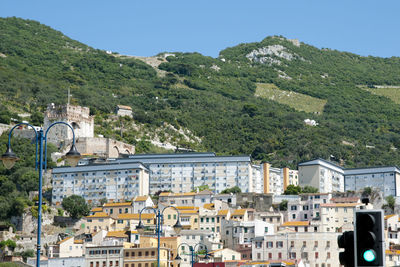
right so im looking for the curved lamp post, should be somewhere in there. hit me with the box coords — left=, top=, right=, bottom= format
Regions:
left=0, top=122, right=81, bottom=267
left=175, top=242, right=210, bottom=267
left=136, top=205, right=182, bottom=267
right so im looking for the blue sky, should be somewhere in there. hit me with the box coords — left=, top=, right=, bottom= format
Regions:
left=1, top=1, right=400, bottom=58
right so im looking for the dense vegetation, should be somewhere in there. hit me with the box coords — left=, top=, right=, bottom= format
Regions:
left=2, top=17, right=400, bottom=172
left=0, top=133, right=56, bottom=222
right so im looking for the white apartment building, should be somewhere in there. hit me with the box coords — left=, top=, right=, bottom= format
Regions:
left=252, top=232, right=340, bottom=267
left=251, top=164, right=263, bottom=193
left=344, top=166, right=400, bottom=197
left=104, top=153, right=254, bottom=194
left=287, top=193, right=331, bottom=221
left=320, top=203, right=363, bottom=232
left=52, top=163, right=149, bottom=205
left=299, top=158, right=400, bottom=197
left=298, top=159, right=344, bottom=193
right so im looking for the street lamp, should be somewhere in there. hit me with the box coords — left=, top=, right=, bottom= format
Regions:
left=175, top=242, right=210, bottom=267
left=136, top=206, right=182, bottom=267
left=0, top=122, right=81, bottom=267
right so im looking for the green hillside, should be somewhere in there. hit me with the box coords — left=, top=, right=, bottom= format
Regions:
left=2, top=17, right=400, bottom=169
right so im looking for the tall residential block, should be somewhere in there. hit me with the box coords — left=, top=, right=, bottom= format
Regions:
left=52, top=163, right=149, bottom=205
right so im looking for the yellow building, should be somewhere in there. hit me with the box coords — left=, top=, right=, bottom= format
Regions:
left=216, top=209, right=230, bottom=233
left=115, top=213, right=156, bottom=231
left=123, top=236, right=180, bottom=267
left=231, top=209, right=248, bottom=221
left=163, top=206, right=199, bottom=230
left=84, top=212, right=114, bottom=233
left=103, top=202, right=133, bottom=219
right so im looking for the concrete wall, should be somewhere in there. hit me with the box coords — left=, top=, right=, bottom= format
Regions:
left=298, top=165, right=320, bottom=189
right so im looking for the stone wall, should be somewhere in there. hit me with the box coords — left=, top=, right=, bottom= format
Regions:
left=75, top=137, right=135, bottom=158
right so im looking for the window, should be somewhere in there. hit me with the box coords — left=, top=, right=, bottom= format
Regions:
left=290, top=241, right=294, bottom=248
left=256, top=242, right=262, bottom=249
left=265, top=227, right=269, bottom=233
left=327, top=252, right=331, bottom=259
left=276, top=241, right=283, bottom=248
left=315, top=252, right=319, bottom=259
left=290, top=206, right=297, bottom=211
left=278, top=252, right=282, bottom=259
left=326, top=241, right=330, bottom=247
left=268, top=253, right=272, bottom=259
left=314, top=241, right=318, bottom=247
left=168, top=215, right=171, bottom=220
left=266, top=242, right=273, bottom=248
left=303, top=241, right=306, bottom=247
left=131, top=252, right=135, bottom=257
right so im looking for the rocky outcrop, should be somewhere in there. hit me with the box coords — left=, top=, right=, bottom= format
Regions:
left=246, top=45, right=304, bottom=65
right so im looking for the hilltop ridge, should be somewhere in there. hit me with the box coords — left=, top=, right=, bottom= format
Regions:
left=2, top=17, right=400, bottom=168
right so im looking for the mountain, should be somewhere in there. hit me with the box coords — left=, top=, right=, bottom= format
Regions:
left=2, top=17, right=400, bottom=168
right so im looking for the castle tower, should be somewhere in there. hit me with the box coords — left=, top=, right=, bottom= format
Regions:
left=44, top=103, right=94, bottom=145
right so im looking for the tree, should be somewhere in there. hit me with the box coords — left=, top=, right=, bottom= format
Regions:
left=99, top=198, right=108, bottom=206
left=0, top=239, right=16, bottom=251
left=283, top=185, right=302, bottom=195
left=383, top=195, right=395, bottom=213
left=279, top=200, right=288, bottom=211
left=301, top=186, right=318, bottom=193
left=62, top=195, right=90, bottom=219
left=220, top=186, right=241, bottom=194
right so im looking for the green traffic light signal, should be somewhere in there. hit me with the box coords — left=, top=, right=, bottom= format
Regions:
left=363, top=249, right=376, bottom=262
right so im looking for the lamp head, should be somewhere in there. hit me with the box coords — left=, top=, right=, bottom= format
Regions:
left=136, top=221, right=145, bottom=235
left=0, top=145, right=19, bottom=169
left=174, top=254, right=182, bottom=265
left=173, top=221, right=183, bottom=234
left=65, top=144, right=81, bottom=166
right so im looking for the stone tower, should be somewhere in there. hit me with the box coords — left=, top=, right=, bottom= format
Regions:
left=44, top=103, right=94, bottom=145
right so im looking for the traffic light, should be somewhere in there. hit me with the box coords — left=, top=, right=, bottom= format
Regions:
left=338, top=231, right=354, bottom=267
left=354, top=209, right=385, bottom=266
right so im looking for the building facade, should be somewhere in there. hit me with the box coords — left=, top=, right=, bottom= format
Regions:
left=97, top=153, right=254, bottom=194
left=52, top=163, right=149, bottom=205
left=298, top=159, right=344, bottom=193
left=252, top=232, right=340, bottom=267
left=344, top=166, right=400, bottom=197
